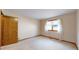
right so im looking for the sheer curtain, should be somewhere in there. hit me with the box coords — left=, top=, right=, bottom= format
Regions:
left=45, top=19, right=63, bottom=40
left=45, top=19, right=62, bottom=32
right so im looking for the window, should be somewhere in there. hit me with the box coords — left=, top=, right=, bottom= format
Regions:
left=45, top=19, right=62, bottom=32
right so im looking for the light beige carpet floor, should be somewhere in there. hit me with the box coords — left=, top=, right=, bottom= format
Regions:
left=1, top=36, right=77, bottom=50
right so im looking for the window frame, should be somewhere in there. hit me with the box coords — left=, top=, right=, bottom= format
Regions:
left=47, top=19, right=60, bottom=32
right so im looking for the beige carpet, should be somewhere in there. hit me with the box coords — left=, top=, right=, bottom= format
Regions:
left=1, top=36, right=77, bottom=50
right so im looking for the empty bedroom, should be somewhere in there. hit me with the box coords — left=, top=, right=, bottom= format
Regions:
left=0, top=9, right=79, bottom=50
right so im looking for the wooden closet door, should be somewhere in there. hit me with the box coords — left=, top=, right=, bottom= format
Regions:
left=2, top=16, right=18, bottom=46
left=0, top=16, right=1, bottom=46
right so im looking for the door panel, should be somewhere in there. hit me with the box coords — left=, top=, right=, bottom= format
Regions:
left=2, top=16, right=18, bottom=46
left=0, top=16, right=1, bottom=46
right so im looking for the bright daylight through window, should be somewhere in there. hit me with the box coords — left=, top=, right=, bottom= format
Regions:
left=45, top=19, right=62, bottom=32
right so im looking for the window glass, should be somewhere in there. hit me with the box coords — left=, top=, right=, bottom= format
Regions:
left=45, top=19, right=62, bottom=32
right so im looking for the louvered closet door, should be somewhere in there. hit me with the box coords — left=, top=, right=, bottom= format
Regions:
left=2, top=16, right=18, bottom=46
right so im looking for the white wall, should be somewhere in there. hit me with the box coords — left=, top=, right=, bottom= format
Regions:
left=62, top=12, right=77, bottom=43
left=40, top=12, right=77, bottom=43
left=18, top=17, right=40, bottom=40
left=2, top=10, right=40, bottom=40
left=77, top=10, right=79, bottom=49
